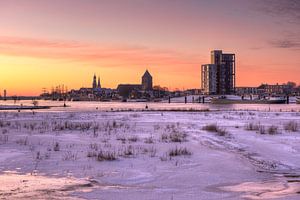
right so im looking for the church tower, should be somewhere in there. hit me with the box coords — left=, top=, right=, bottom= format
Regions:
left=141, top=70, right=153, bottom=91
left=97, top=77, right=101, bottom=88
left=92, top=74, right=97, bottom=89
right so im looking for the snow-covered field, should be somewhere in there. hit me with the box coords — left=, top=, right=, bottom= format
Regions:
left=0, top=108, right=300, bottom=199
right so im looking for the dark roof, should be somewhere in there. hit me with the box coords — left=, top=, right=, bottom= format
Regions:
left=142, top=70, right=152, bottom=78
left=117, top=84, right=141, bottom=90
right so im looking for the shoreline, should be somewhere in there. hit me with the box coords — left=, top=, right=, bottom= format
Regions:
left=0, top=105, right=67, bottom=110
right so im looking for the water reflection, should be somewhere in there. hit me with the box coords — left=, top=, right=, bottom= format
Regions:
left=0, top=100, right=299, bottom=112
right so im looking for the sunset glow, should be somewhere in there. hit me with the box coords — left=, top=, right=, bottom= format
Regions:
left=0, top=0, right=299, bottom=96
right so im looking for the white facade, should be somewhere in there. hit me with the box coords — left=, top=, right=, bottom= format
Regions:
left=201, top=64, right=217, bottom=94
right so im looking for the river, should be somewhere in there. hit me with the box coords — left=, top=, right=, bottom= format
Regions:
left=0, top=100, right=299, bottom=112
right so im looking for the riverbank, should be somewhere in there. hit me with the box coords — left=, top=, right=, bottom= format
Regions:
left=0, top=105, right=51, bottom=110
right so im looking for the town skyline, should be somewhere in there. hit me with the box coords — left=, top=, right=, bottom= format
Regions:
left=1, top=0, right=299, bottom=96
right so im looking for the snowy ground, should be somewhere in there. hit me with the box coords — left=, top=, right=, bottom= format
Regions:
left=0, top=109, right=300, bottom=199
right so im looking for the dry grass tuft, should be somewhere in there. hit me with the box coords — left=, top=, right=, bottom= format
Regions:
left=168, top=146, right=192, bottom=157
left=161, top=131, right=187, bottom=143
left=267, top=125, right=279, bottom=135
left=53, top=142, right=60, bottom=151
left=284, top=121, right=298, bottom=132
left=97, top=150, right=116, bottom=161
left=245, top=122, right=261, bottom=131
left=202, top=124, right=228, bottom=136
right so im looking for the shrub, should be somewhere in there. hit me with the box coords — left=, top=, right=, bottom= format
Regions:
left=202, top=124, right=228, bottom=136
left=284, top=121, right=298, bottom=132
left=169, top=131, right=187, bottom=142
left=160, top=154, right=169, bottom=161
left=2, top=129, right=8, bottom=134
left=89, top=143, right=99, bottom=151
left=112, top=121, right=117, bottom=128
left=16, top=137, right=28, bottom=145
left=161, top=132, right=187, bottom=143
left=53, top=142, right=60, bottom=151
left=268, top=125, right=279, bottom=135
left=116, top=136, right=126, bottom=144
left=122, top=145, right=135, bottom=157
left=97, top=150, right=116, bottom=161
left=87, top=151, right=97, bottom=158
left=257, top=125, right=279, bottom=135
left=128, top=136, right=138, bottom=143
left=144, top=136, right=154, bottom=144
left=148, top=146, right=157, bottom=157
left=245, top=122, right=260, bottom=131
left=168, top=146, right=192, bottom=157
left=62, top=151, right=78, bottom=161
left=130, top=113, right=140, bottom=118
left=0, top=135, right=8, bottom=144
left=44, top=152, right=51, bottom=159
left=35, top=151, right=42, bottom=160
left=161, top=133, right=169, bottom=142
left=153, top=124, right=161, bottom=130
left=216, top=128, right=228, bottom=136
left=259, top=125, right=266, bottom=134
left=202, top=124, right=218, bottom=132
left=93, top=124, right=99, bottom=137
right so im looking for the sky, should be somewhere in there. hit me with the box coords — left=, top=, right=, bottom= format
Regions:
left=0, top=0, right=299, bottom=96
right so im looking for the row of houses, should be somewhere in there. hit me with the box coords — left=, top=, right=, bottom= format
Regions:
left=236, top=83, right=299, bottom=96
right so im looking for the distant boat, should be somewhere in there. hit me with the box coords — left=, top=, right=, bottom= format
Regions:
left=211, top=96, right=286, bottom=104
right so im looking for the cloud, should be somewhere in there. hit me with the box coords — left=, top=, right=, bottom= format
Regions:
left=0, top=36, right=203, bottom=68
left=268, top=39, right=300, bottom=50
left=252, top=0, right=300, bottom=50
left=247, top=0, right=300, bottom=51
left=255, top=0, right=300, bottom=24
left=0, top=36, right=87, bottom=49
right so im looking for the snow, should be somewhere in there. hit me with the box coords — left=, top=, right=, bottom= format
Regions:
left=0, top=171, right=93, bottom=200
left=0, top=105, right=300, bottom=199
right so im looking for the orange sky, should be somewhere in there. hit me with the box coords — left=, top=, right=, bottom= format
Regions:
left=0, top=0, right=299, bottom=96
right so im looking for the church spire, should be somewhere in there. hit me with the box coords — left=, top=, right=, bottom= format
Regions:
left=92, top=74, right=97, bottom=89
left=97, top=77, right=101, bottom=88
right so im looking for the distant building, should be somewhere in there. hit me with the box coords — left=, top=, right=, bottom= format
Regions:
left=236, top=87, right=259, bottom=95
left=42, top=71, right=158, bottom=101
left=97, top=77, right=101, bottom=88
left=117, top=70, right=154, bottom=98
left=3, top=90, right=7, bottom=100
left=92, top=74, right=101, bottom=89
left=236, top=84, right=294, bottom=96
left=201, top=50, right=236, bottom=95
left=201, top=64, right=217, bottom=94
left=92, top=74, right=97, bottom=89
left=67, top=75, right=107, bottom=101
left=258, top=84, right=292, bottom=95
left=117, top=84, right=142, bottom=98
left=142, top=70, right=153, bottom=91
